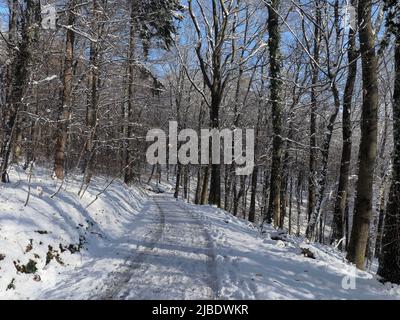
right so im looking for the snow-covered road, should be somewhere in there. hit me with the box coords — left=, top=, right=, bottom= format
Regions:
left=96, top=195, right=219, bottom=300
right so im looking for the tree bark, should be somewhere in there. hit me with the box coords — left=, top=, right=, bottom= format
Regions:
left=331, top=22, right=358, bottom=247
left=124, top=0, right=137, bottom=184
left=266, top=0, right=283, bottom=228
left=80, top=0, right=104, bottom=193
left=296, top=171, right=303, bottom=236
left=347, top=0, right=379, bottom=270
left=208, top=94, right=221, bottom=207
left=307, top=0, right=321, bottom=224
left=1, top=0, right=37, bottom=182
left=374, top=173, right=389, bottom=258
left=307, top=82, right=341, bottom=240
left=378, top=30, right=400, bottom=282
left=249, top=166, right=258, bottom=223
left=200, top=165, right=210, bottom=205
left=288, top=176, right=293, bottom=235
left=54, top=0, right=77, bottom=180
left=174, top=163, right=182, bottom=199
left=195, top=166, right=202, bottom=204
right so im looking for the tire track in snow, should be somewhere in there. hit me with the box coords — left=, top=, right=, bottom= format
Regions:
left=175, top=201, right=220, bottom=299
left=95, top=195, right=219, bottom=300
left=94, top=197, right=165, bottom=300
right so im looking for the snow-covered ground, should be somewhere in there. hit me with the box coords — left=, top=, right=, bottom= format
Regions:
left=1, top=167, right=399, bottom=300
left=0, top=167, right=148, bottom=299
left=188, top=203, right=400, bottom=299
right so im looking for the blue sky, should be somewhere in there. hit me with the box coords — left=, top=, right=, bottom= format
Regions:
left=0, top=1, right=7, bottom=13
left=0, top=1, right=7, bottom=31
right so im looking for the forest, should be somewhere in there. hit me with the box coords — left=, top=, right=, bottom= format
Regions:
left=0, top=0, right=400, bottom=299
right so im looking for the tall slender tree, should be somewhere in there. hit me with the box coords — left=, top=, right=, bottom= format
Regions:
left=331, top=1, right=358, bottom=248
left=347, top=0, right=379, bottom=270
left=187, top=0, right=234, bottom=208
left=123, top=0, right=183, bottom=183
left=307, top=0, right=321, bottom=226
left=331, top=1, right=358, bottom=247
left=265, top=0, right=283, bottom=228
left=123, top=0, right=138, bottom=184
left=54, top=0, right=77, bottom=180
left=1, top=0, right=40, bottom=182
left=79, top=0, right=109, bottom=194
left=378, top=0, right=400, bottom=283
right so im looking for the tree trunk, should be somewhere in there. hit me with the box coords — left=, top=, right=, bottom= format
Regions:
left=296, top=171, right=303, bottom=236
left=183, top=165, right=189, bottom=199
left=378, top=30, right=400, bottom=283
left=288, top=176, right=293, bottom=235
left=261, top=168, right=269, bottom=218
left=266, top=0, right=283, bottom=228
left=307, top=82, right=341, bottom=240
left=307, top=0, right=321, bottom=224
left=331, top=9, right=358, bottom=248
left=195, top=166, right=202, bottom=204
left=374, top=179, right=388, bottom=258
left=200, top=165, right=210, bottom=205
left=24, top=80, right=40, bottom=170
left=208, top=96, right=221, bottom=207
left=80, top=0, right=103, bottom=193
left=54, top=0, right=77, bottom=180
left=124, top=0, right=137, bottom=184
left=224, top=164, right=230, bottom=210
left=347, top=0, right=379, bottom=270
left=1, top=0, right=37, bottom=182
left=249, top=166, right=258, bottom=223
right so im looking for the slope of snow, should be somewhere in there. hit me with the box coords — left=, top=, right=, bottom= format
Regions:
left=0, top=167, right=148, bottom=299
left=184, top=202, right=400, bottom=300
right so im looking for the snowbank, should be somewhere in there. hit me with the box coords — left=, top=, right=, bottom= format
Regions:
left=181, top=202, right=400, bottom=300
left=0, top=167, right=148, bottom=299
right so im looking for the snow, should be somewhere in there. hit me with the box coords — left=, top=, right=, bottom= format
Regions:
left=0, top=166, right=147, bottom=299
left=1, top=167, right=400, bottom=300
left=188, top=204, right=400, bottom=299
left=32, top=75, right=58, bottom=85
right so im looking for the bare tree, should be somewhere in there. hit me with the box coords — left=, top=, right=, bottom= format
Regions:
left=1, top=0, right=40, bottom=182
left=54, top=0, right=77, bottom=180
left=347, top=0, right=379, bottom=270
left=187, top=0, right=235, bottom=208
left=265, top=0, right=284, bottom=228
left=378, top=0, right=400, bottom=283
